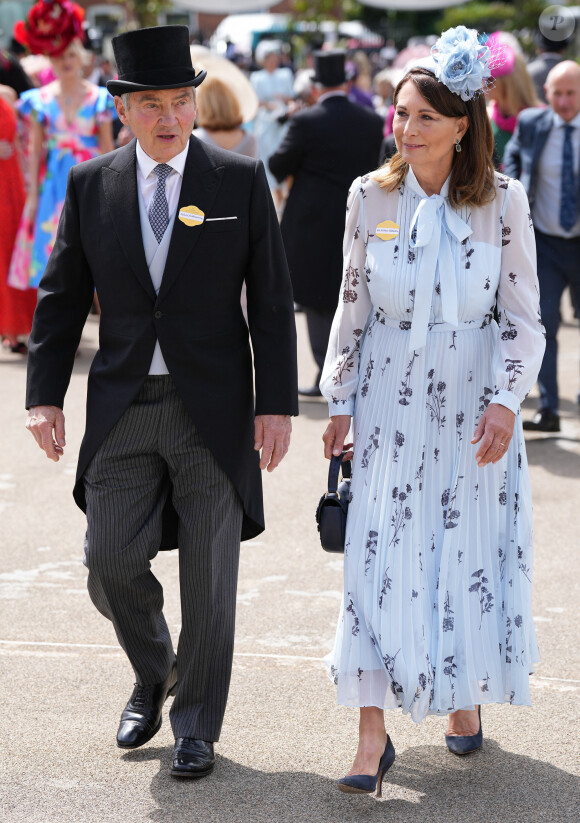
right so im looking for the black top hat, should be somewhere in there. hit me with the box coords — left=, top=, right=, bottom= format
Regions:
left=107, top=25, right=206, bottom=97
left=312, top=50, right=347, bottom=87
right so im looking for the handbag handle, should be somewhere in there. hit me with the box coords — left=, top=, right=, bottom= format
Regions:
left=327, top=452, right=352, bottom=496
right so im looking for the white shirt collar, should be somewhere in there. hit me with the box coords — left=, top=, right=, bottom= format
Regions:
left=553, top=110, right=580, bottom=129
left=136, top=139, right=189, bottom=179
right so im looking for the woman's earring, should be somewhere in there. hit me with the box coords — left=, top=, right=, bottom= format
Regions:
left=455, top=138, right=462, bottom=153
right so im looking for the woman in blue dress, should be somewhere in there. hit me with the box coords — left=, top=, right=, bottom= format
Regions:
left=15, top=38, right=114, bottom=287
left=321, top=27, right=545, bottom=797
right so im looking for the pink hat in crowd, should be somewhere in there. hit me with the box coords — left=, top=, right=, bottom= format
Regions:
left=486, top=32, right=516, bottom=78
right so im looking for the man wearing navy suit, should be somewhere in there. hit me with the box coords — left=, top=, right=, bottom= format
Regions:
left=25, top=26, right=298, bottom=779
left=504, top=60, right=580, bottom=431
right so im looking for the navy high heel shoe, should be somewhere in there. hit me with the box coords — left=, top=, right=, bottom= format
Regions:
left=337, top=736, right=395, bottom=797
left=445, top=705, right=482, bottom=755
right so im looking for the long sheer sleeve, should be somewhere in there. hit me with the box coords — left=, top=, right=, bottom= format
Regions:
left=320, top=178, right=373, bottom=416
left=490, top=179, right=545, bottom=414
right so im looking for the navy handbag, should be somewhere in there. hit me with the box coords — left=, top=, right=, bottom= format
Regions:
left=315, top=453, right=352, bottom=553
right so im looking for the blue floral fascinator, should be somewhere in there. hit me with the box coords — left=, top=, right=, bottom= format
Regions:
left=431, top=26, right=492, bottom=102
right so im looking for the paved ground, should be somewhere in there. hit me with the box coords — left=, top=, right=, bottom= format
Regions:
left=1, top=305, right=579, bottom=823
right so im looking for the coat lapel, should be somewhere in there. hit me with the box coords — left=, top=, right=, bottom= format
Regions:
left=157, top=136, right=224, bottom=301
left=532, top=109, right=553, bottom=161
left=529, top=110, right=553, bottom=204
left=101, top=141, right=156, bottom=300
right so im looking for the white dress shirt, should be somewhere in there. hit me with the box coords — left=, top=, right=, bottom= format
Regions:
left=135, top=141, right=189, bottom=374
left=136, top=139, right=188, bottom=216
left=533, top=109, right=580, bottom=237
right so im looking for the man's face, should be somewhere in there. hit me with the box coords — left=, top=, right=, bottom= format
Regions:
left=546, top=71, right=580, bottom=122
left=115, top=87, right=197, bottom=162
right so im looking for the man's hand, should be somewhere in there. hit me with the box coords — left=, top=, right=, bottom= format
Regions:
left=254, top=414, right=292, bottom=472
left=26, top=406, right=66, bottom=462
left=471, top=404, right=515, bottom=467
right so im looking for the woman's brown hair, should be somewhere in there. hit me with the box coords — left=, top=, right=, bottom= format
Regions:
left=375, top=68, right=496, bottom=208
left=196, top=76, right=243, bottom=131
left=492, top=53, right=539, bottom=116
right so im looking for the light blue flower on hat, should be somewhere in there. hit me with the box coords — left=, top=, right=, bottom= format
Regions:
left=431, top=26, right=491, bottom=102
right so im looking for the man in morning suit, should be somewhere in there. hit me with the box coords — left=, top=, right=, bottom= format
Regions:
left=25, top=26, right=298, bottom=779
left=269, top=50, right=384, bottom=396
left=504, top=60, right=580, bottom=432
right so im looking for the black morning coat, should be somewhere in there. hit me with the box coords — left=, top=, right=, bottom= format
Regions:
left=25, top=135, right=299, bottom=546
left=268, top=95, right=385, bottom=313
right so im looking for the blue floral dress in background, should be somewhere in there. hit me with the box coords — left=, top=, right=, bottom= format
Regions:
left=16, top=84, right=115, bottom=287
left=321, top=168, right=545, bottom=720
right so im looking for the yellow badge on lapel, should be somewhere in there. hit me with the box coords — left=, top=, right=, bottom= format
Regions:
left=375, top=220, right=400, bottom=241
left=178, top=205, right=205, bottom=227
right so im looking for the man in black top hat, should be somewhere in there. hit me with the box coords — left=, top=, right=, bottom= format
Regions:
left=25, top=25, right=298, bottom=779
left=269, top=49, right=383, bottom=395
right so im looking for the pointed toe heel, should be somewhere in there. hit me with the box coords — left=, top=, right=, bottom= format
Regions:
left=445, top=706, right=483, bottom=755
left=337, top=736, right=395, bottom=797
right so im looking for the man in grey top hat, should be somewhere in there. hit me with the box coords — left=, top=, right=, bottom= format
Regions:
left=25, top=25, right=298, bottom=779
left=269, top=50, right=383, bottom=396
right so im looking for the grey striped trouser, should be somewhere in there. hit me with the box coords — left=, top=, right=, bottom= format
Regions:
left=83, top=375, right=243, bottom=741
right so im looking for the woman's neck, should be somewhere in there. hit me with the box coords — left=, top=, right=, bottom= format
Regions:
left=58, top=75, right=83, bottom=95
left=411, top=163, right=451, bottom=197
left=206, top=127, right=244, bottom=149
left=492, top=100, right=518, bottom=132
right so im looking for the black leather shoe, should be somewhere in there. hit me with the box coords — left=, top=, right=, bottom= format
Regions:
left=522, top=409, right=560, bottom=432
left=116, top=660, right=178, bottom=749
left=170, top=738, right=215, bottom=779
left=298, top=385, right=322, bottom=397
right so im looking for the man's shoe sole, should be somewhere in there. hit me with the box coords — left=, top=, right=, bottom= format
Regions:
left=170, top=764, right=215, bottom=779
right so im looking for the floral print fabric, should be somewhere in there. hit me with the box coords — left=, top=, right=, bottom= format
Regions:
left=16, top=85, right=114, bottom=287
left=321, top=169, right=545, bottom=720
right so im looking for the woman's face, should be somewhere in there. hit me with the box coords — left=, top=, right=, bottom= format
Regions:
left=51, top=43, right=82, bottom=79
left=263, top=52, right=280, bottom=72
left=393, top=80, right=468, bottom=176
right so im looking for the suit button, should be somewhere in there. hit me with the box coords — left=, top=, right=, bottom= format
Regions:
left=154, top=311, right=163, bottom=319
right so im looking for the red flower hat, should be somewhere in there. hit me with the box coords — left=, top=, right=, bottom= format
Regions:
left=13, top=0, right=85, bottom=58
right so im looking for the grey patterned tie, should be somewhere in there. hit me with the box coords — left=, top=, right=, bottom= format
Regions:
left=148, top=163, right=172, bottom=243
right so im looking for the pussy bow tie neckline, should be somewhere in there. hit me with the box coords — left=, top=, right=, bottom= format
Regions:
left=407, top=193, right=472, bottom=352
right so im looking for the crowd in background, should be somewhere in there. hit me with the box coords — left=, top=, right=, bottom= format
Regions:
left=0, top=17, right=578, bottom=419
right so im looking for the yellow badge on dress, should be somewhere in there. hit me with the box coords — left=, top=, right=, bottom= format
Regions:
left=178, top=205, right=205, bottom=227
left=375, top=220, right=400, bottom=241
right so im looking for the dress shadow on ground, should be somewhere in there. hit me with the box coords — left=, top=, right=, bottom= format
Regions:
left=120, top=741, right=580, bottom=823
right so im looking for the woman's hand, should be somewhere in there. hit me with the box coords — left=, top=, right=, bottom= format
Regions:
left=471, top=404, right=515, bottom=466
left=0, top=139, right=14, bottom=159
left=323, top=415, right=353, bottom=460
left=23, top=193, right=38, bottom=223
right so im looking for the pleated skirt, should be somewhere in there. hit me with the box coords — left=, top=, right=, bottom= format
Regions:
left=327, top=316, right=539, bottom=721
